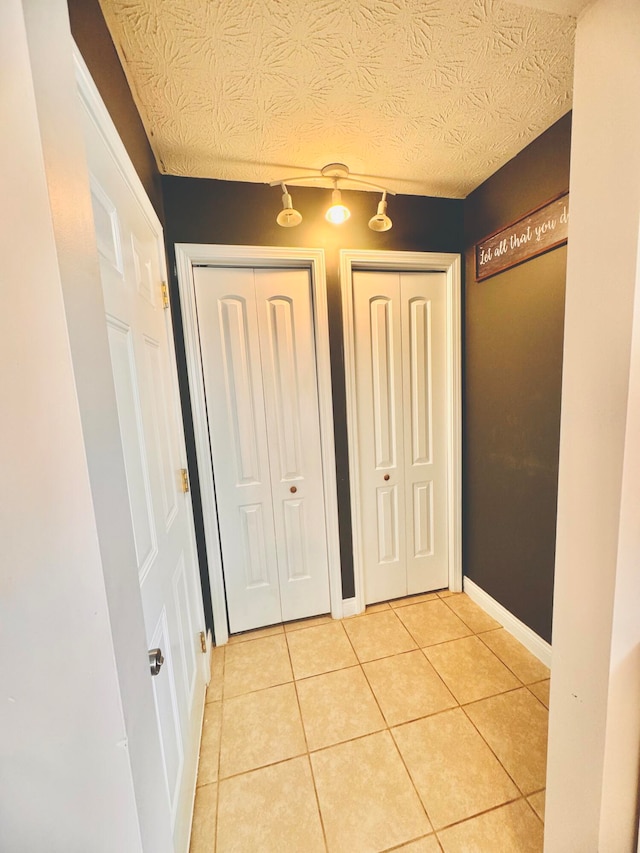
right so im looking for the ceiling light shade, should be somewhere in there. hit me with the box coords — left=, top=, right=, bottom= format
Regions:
left=276, top=185, right=302, bottom=227
left=368, top=193, right=392, bottom=232
left=325, top=187, right=350, bottom=225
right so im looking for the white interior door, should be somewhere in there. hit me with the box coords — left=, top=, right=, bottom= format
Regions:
left=193, top=266, right=331, bottom=633
left=81, top=104, right=206, bottom=852
left=353, top=270, right=448, bottom=603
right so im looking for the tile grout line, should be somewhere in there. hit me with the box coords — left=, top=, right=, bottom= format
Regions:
left=343, top=615, right=439, bottom=842
left=386, top=722, right=439, bottom=837
left=457, top=619, right=550, bottom=803
left=440, top=602, right=540, bottom=803
left=381, top=832, right=444, bottom=852
left=474, top=627, right=550, bottom=691
left=458, top=698, right=533, bottom=802
left=433, top=793, right=540, bottom=840
left=285, top=621, right=330, bottom=852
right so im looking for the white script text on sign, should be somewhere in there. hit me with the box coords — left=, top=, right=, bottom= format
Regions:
left=476, top=193, right=569, bottom=281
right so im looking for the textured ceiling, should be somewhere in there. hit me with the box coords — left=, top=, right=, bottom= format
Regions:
left=99, top=0, right=575, bottom=198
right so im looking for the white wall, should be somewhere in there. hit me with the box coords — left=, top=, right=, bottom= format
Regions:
left=0, top=1, right=141, bottom=849
left=545, top=0, right=640, bottom=850
left=20, top=2, right=174, bottom=850
left=0, top=2, right=172, bottom=850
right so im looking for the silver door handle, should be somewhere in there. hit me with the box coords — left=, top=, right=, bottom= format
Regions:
left=148, top=648, right=164, bottom=676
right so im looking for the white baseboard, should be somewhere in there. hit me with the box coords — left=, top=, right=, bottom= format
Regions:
left=463, top=578, right=552, bottom=668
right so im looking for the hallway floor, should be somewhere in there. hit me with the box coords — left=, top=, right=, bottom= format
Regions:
left=189, top=591, right=550, bottom=852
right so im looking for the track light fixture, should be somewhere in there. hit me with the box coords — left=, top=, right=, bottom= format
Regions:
left=325, top=181, right=351, bottom=225
left=368, top=191, right=393, bottom=232
left=276, top=183, right=303, bottom=227
left=269, top=163, right=395, bottom=231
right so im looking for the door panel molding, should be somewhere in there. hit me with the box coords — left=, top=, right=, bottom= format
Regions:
left=340, top=250, right=462, bottom=614
left=176, top=244, right=341, bottom=646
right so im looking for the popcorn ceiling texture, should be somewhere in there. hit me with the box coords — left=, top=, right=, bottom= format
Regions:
left=98, top=0, right=575, bottom=198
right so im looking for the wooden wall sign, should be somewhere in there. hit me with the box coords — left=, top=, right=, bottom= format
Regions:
left=475, top=192, right=569, bottom=281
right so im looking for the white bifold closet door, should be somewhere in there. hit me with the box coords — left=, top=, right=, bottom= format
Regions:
left=193, top=266, right=331, bottom=634
left=353, top=270, right=448, bottom=604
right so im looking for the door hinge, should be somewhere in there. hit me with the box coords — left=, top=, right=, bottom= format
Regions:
left=181, top=468, right=190, bottom=493
left=199, top=631, right=207, bottom=653
left=161, top=281, right=170, bottom=309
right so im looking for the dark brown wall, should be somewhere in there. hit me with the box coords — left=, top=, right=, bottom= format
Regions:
left=162, top=177, right=463, bottom=603
left=464, top=113, right=571, bottom=642
left=67, top=0, right=164, bottom=220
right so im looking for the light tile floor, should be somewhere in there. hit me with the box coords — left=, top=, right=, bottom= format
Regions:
left=190, top=591, right=550, bottom=853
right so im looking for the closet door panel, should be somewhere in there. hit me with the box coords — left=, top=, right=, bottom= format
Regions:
left=256, top=269, right=331, bottom=621
left=353, top=271, right=406, bottom=603
left=193, top=267, right=281, bottom=633
left=401, top=273, right=449, bottom=593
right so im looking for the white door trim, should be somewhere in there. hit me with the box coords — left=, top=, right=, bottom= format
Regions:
left=175, top=244, right=341, bottom=646
left=340, top=249, right=462, bottom=614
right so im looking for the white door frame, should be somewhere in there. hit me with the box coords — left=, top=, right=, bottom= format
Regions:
left=340, top=250, right=462, bottom=614
left=176, top=244, right=342, bottom=646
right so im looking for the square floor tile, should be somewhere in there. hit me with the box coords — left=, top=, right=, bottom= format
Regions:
left=311, top=731, right=431, bottom=852
left=393, top=708, right=518, bottom=830
left=206, top=646, right=224, bottom=703
left=529, top=679, right=551, bottom=708
left=424, top=636, right=520, bottom=704
left=528, top=790, right=546, bottom=821
left=227, top=623, right=284, bottom=644
left=437, top=799, right=544, bottom=852
left=363, top=651, right=457, bottom=726
left=389, top=592, right=440, bottom=608
left=223, top=634, right=292, bottom=699
left=343, top=610, right=417, bottom=662
left=437, top=590, right=455, bottom=598
left=219, top=683, right=306, bottom=778
left=197, top=701, right=222, bottom=786
left=395, top=600, right=472, bottom=648
left=189, top=782, right=217, bottom=853
left=296, top=666, right=385, bottom=750
left=217, top=757, right=325, bottom=852
left=480, top=628, right=550, bottom=684
left=464, top=688, right=549, bottom=795
left=442, top=594, right=501, bottom=633
left=286, top=621, right=357, bottom=679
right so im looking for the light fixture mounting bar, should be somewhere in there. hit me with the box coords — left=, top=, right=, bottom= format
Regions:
left=268, top=162, right=395, bottom=195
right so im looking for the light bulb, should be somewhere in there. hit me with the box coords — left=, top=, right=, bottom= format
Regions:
left=368, top=196, right=392, bottom=232
left=325, top=188, right=350, bottom=225
left=276, top=189, right=302, bottom=227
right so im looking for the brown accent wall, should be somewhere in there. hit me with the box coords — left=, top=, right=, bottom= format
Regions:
left=464, top=113, right=571, bottom=642
left=162, top=177, right=463, bottom=603
left=67, top=0, right=164, bottom=220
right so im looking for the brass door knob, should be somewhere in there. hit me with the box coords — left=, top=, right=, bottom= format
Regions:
left=384, top=474, right=390, bottom=481
left=290, top=485, right=297, bottom=493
